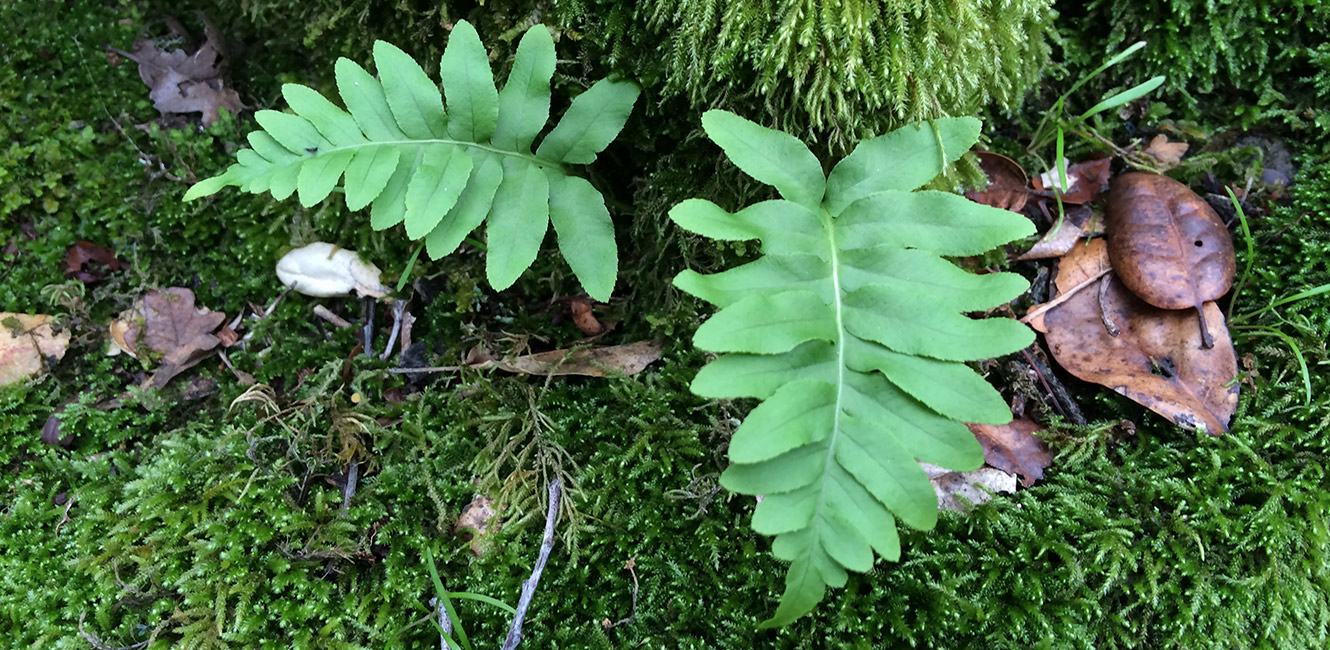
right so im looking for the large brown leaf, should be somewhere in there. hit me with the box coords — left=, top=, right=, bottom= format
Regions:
left=1105, top=173, right=1236, bottom=348
left=121, top=288, right=226, bottom=388
left=1036, top=239, right=1238, bottom=434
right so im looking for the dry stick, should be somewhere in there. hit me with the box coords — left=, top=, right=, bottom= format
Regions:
left=387, top=365, right=462, bottom=374
left=380, top=300, right=408, bottom=361
left=606, top=557, right=640, bottom=629
left=428, top=596, right=454, bottom=650
left=313, top=305, right=352, bottom=328
left=1019, top=267, right=1113, bottom=325
left=1023, top=350, right=1088, bottom=426
left=501, top=478, right=563, bottom=650
left=363, top=298, right=375, bottom=358
left=78, top=612, right=149, bottom=650
left=1098, top=273, right=1121, bottom=337
left=340, top=458, right=359, bottom=511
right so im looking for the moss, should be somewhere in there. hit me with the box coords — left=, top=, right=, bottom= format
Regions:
left=1055, top=1, right=1330, bottom=135
left=3, top=0, right=1330, bottom=647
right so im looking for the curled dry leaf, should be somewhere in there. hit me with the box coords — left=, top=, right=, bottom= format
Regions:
left=569, top=297, right=604, bottom=336
left=1105, top=173, right=1236, bottom=348
left=117, top=288, right=226, bottom=389
left=0, top=314, right=71, bottom=386
left=967, top=418, right=1053, bottom=487
left=1034, top=157, right=1112, bottom=205
left=1036, top=239, right=1238, bottom=434
left=276, top=243, right=389, bottom=298
left=1142, top=134, right=1189, bottom=169
left=1013, top=204, right=1103, bottom=261
left=966, top=151, right=1030, bottom=212
left=63, top=241, right=121, bottom=283
left=490, top=341, right=661, bottom=378
left=114, top=16, right=243, bottom=125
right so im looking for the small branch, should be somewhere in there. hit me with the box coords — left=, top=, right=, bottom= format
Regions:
left=78, top=612, right=149, bottom=650
left=1098, top=274, right=1121, bottom=337
left=1020, top=267, right=1113, bottom=325
left=380, top=300, right=408, bottom=361
left=340, top=458, right=359, bottom=511
left=501, top=479, right=563, bottom=650
left=363, top=298, right=375, bottom=358
left=604, top=556, right=639, bottom=630
left=313, top=305, right=352, bottom=328
left=428, top=596, right=454, bottom=650
left=387, top=365, right=462, bottom=374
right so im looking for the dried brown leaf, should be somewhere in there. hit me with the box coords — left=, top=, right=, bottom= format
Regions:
left=1142, top=134, right=1189, bottom=168
left=120, top=288, right=226, bottom=389
left=966, top=151, right=1030, bottom=212
left=118, top=16, right=243, bottom=125
left=1106, top=173, right=1236, bottom=348
left=1013, top=205, right=1103, bottom=261
left=967, top=418, right=1053, bottom=487
left=488, top=341, right=661, bottom=378
left=454, top=495, right=500, bottom=557
left=63, top=241, right=121, bottom=283
left=0, top=313, right=70, bottom=386
left=1034, top=157, right=1112, bottom=204
left=569, top=297, right=603, bottom=336
left=1037, top=240, right=1238, bottom=434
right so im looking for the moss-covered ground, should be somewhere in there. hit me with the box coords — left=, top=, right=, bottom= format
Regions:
left=3, top=1, right=1329, bottom=648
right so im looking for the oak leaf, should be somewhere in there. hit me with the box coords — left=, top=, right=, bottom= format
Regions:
left=119, top=288, right=226, bottom=389
left=1142, top=134, right=1189, bottom=168
left=116, top=17, right=243, bottom=125
left=1034, top=157, right=1112, bottom=204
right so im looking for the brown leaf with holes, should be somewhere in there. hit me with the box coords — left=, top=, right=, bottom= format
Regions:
left=966, top=418, right=1052, bottom=487
left=1033, top=157, right=1112, bottom=204
left=114, top=16, right=244, bottom=125
left=1105, top=173, right=1236, bottom=348
left=966, top=151, right=1030, bottom=212
left=0, top=314, right=70, bottom=386
left=1142, top=134, right=1189, bottom=169
left=119, top=288, right=226, bottom=389
left=64, top=241, right=122, bottom=283
left=1035, top=239, right=1238, bottom=434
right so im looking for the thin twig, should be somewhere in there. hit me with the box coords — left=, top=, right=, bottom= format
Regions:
left=386, top=365, right=462, bottom=374
left=380, top=299, right=408, bottom=361
left=1098, top=273, right=1121, bottom=337
left=428, top=596, right=454, bottom=650
left=313, top=305, right=352, bottom=328
left=1020, top=267, right=1113, bottom=325
left=79, top=612, right=150, bottom=650
left=363, top=298, right=375, bottom=358
left=341, top=458, right=359, bottom=511
left=501, top=479, right=563, bottom=650
left=605, top=556, right=640, bottom=630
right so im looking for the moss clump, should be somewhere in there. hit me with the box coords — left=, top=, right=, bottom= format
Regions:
left=1057, top=1, right=1330, bottom=133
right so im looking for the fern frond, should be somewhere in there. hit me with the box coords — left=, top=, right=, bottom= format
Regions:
left=184, top=21, right=640, bottom=300
left=670, top=112, right=1035, bottom=626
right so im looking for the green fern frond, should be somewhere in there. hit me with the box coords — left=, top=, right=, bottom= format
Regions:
left=184, top=21, right=640, bottom=300
left=670, top=112, right=1034, bottom=626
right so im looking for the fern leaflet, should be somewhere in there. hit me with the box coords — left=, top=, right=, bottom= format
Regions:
left=184, top=22, right=640, bottom=301
left=670, top=112, right=1035, bottom=626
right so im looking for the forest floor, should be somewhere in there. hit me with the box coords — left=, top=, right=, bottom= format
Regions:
left=3, top=2, right=1330, bottom=649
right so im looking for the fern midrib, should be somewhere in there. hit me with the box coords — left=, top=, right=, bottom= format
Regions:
left=287, top=139, right=553, bottom=172
left=810, top=205, right=847, bottom=560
